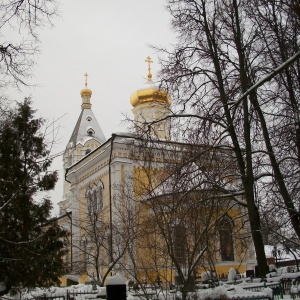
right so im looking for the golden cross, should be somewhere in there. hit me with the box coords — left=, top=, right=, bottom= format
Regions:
left=84, top=72, right=88, bottom=87
left=145, top=56, right=153, bottom=81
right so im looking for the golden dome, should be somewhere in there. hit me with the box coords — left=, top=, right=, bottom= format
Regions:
left=130, top=56, right=171, bottom=108
left=130, top=85, right=171, bottom=108
left=80, top=72, right=92, bottom=97
left=80, top=88, right=92, bottom=97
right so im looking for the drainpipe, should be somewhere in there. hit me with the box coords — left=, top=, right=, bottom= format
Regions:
left=64, top=168, right=73, bottom=272
left=66, top=211, right=73, bottom=272
left=108, top=134, right=116, bottom=266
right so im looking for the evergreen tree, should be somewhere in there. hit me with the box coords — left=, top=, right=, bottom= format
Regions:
left=0, top=99, right=67, bottom=295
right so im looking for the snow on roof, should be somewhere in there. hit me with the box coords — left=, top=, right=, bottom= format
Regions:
left=106, top=275, right=126, bottom=285
left=66, top=274, right=80, bottom=282
left=265, top=245, right=300, bottom=261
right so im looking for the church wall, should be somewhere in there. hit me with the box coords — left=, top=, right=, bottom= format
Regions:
left=62, top=139, right=256, bottom=284
left=77, top=164, right=110, bottom=274
left=127, top=162, right=255, bottom=283
left=64, top=139, right=141, bottom=280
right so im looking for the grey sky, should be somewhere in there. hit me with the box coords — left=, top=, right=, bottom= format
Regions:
left=13, top=1, right=174, bottom=214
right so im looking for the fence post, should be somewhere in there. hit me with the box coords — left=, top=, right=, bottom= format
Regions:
left=280, top=282, right=284, bottom=299
left=106, top=275, right=127, bottom=300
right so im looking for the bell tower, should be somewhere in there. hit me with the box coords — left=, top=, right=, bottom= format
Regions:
left=60, top=74, right=106, bottom=213
left=130, top=56, right=172, bottom=140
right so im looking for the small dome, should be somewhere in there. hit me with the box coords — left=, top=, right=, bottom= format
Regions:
left=130, top=84, right=171, bottom=108
left=80, top=88, right=92, bottom=97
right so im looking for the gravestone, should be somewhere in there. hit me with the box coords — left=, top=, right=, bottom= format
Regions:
left=246, top=269, right=254, bottom=278
left=175, top=275, right=195, bottom=292
left=106, top=275, right=127, bottom=300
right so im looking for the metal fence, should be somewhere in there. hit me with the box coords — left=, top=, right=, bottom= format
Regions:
left=66, top=290, right=98, bottom=300
left=36, top=296, right=66, bottom=300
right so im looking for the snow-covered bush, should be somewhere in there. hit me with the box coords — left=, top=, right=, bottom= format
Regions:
left=201, top=271, right=212, bottom=282
left=209, top=286, right=228, bottom=299
left=263, top=287, right=273, bottom=298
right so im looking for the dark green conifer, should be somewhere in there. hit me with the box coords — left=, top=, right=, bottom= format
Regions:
left=0, top=99, right=67, bottom=295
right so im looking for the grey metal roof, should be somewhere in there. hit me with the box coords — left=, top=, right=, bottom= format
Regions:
left=68, top=107, right=106, bottom=147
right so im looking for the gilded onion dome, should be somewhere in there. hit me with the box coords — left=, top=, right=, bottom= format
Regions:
left=130, top=56, right=171, bottom=108
left=80, top=87, right=92, bottom=97
left=130, top=85, right=171, bottom=107
left=80, top=73, right=92, bottom=109
left=80, top=72, right=92, bottom=97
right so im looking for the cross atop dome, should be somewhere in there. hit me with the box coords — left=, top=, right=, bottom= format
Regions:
left=84, top=72, right=89, bottom=87
left=145, top=56, right=153, bottom=82
left=80, top=72, right=92, bottom=99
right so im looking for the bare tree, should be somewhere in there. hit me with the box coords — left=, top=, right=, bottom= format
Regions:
left=121, top=135, right=253, bottom=300
left=0, top=0, right=58, bottom=91
left=245, top=0, right=300, bottom=245
left=68, top=186, right=136, bottom=286
left=149, top=0, right=300, bottom=277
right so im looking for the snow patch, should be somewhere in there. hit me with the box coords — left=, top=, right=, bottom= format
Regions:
left=106, top=275, right=126, bottom=285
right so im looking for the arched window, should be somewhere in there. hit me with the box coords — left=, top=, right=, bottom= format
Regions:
left=86, top=181, right=104, bottom=214
left=87, top=127, right=95, bottom=136
left=218, top=215, right=234, bottom=261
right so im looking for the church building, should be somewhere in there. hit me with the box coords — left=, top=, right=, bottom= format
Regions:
left=58, top=58, right=256, bottom=286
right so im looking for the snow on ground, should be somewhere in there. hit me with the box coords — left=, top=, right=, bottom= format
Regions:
left=3, top=268, right=300, bottom=300
left=2, top=279, right=296, bottom=300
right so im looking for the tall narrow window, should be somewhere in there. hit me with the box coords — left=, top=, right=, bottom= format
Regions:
left=173, top=222, right=187, bottom=266
left=81, top=236, right=87, bottom=272
left=86, top=190, right=93, bottom=215
left=218, top=215, right=234, bottom=261
left=97, top=185, right=103, bottom=211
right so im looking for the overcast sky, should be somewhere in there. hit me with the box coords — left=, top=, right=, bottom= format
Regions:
left=11, top=1, right=175, bottom=215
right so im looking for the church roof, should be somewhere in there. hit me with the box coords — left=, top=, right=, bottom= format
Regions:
left=68, top=74, right=106, bottom=147
left=68, top=107, right=106, bottom=147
